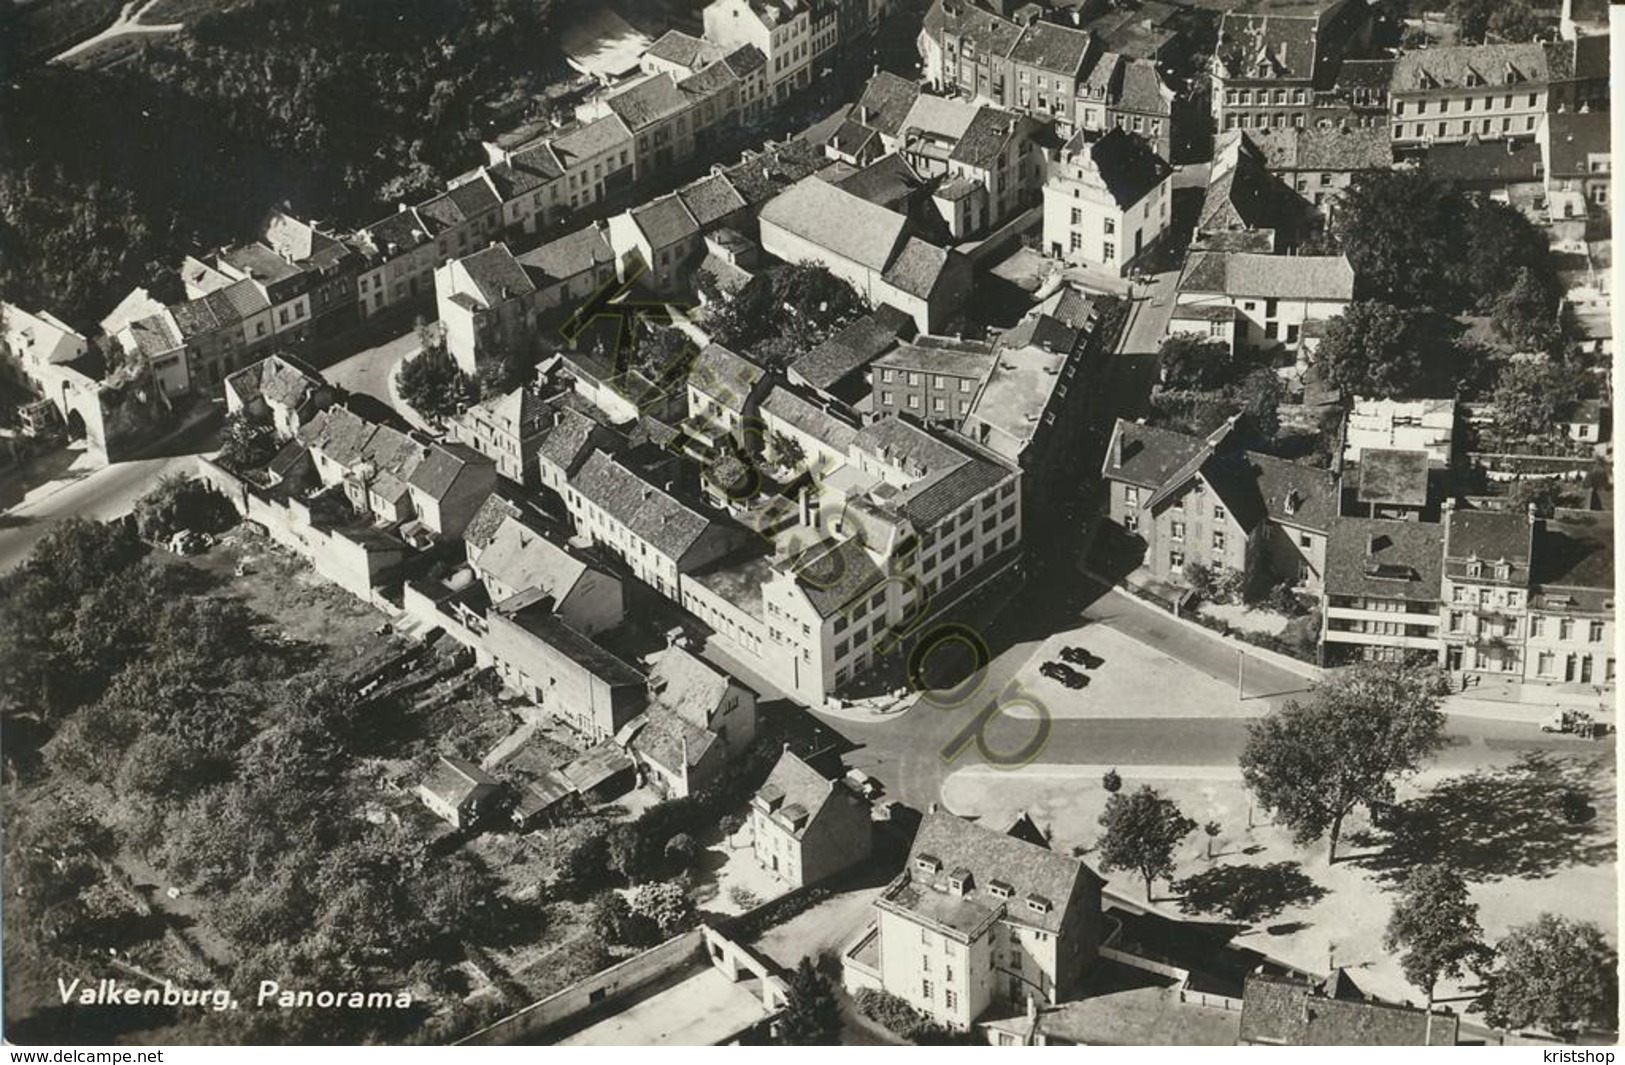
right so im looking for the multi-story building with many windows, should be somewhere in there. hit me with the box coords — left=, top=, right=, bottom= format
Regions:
left=1321, top=517, right=1445, bottom=664
left=1041, top=127, right=1174, bottom=274
left=1388, top=43, right=1551, bottom=149
left=843, top=810, right=1105, bottom=1030
left=1440, top=504, right=1535, bottom=678
left=1525, top=509, right=1615, bottom=691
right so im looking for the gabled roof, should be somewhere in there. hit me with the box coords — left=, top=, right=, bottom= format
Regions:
left=1007, top=20, right=1094, bottom=76
left=644, top=29, right=724, bottom=71
left=1355, top=448, right=1430, bottom=507
left=126, top=313, right=184, bottom=359
left=455, top=244, right=536, bottom=307
left=551, top=114, right=634, bottom=167
left=754, top=750, right=841, bottom=839
left=900, top=93, right=980, bottom=143
left=489, top=145, right=564, bottom=198
left=677, top=173, right=748, bottom=228
left=629, top=194, right=701, bottom=250
left=949, top=107, right=1027, bottom=170
left=1444, top=507, right=1533, bottom=566
left=789, top=535, right=886, bottom=617
left=1392, top=42, right=1549, bottom=92
left=227, top=353, right=328, bottom=415
left=1102, top=418, right=1209, bottom=489
left=1179, top=250, right=1354, bottom=301
left=894, top=810, right=1101, bottom=936
left=690, top=344, right=765, bottom=407
left=519, top=225, right=616, bottom=284
left=720, top=140, right=829, bottom=206
left=422, top=755, right=498, bottom=807
left=464, top=493, right=525, bottom=552
left=834, top=152, right=922, bottom=211
left=409, top=442, right=488, bottom=500
left=1325, top=517, right=1444, bottom=603
left=607, top=73, right=690, bottom=131
left=759, top=176, right=909, bottom=273
left=791, top=309, right=913, bottom=391
left=882, top=238, right=958, bottom=301
left=1200, top=133, right=1300, bottom=243
left=1208, top=449, right=1339, bottom=534
left=573, top=449, right=723, bottom=561
left=678, top=59, right=740, bottom=100
left=1067, top=127, right=1173, bottom=209
left=1116, top=57, right=1174, bottom=116
left=761, top=384, right=862, bottom=453
left=926, top=0, right=1024, bottom=57
left=1247, top=126, right=1393, bottom=172
left=850, top=70, right=921, bottom=138
left=1215, top=9, right=1324, bottom=81
left=1531, top=510, right=1613, bottom=610
left=646, top=644, right=738, bottom=730
left=722, top=43, right=767, bottom=77
left=1240, top=973, right=1459, bottom=1046
left=477, top=517, right=592, bottom=603
left=1544, top=111, right=1611, bottom=176
left=361, top=207, right=432, bottom=256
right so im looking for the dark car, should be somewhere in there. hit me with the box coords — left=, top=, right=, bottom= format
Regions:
left=1040, top=661, right=1089, bottom=689
left=1060, top=646, right=1104, bottom=669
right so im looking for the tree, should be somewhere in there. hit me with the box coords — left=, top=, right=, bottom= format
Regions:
left=1486, top=0, right=1546, bottom=41
left=398, top=342, right=475, bottom=423
left=769, top=431, right=806, bottom=470
left=1479, top=915, right=1618, bottom=1038
left=1313, top=301, right=1428, bottom=399
left=1505, top=477, right=1566, bottom=517
left=1240, top=662, right=1449, bottom=862
left=1096, top=784, right=1196, bottom=900
left=719, top=814, right=745, bottom=847
left=133, top=474, right=233, bottom=542
left=605, top=823, right=658, bottom=885
left=664, top=832, right=699, bottom=869
left=1492, top=359, right=1585, bottom=438
left=1158, top=334, right=1237, bottom=391
left=1385, top=864, right=1486, bottom=1042
left=1101, top=768, right=1122, bottom=793
left=630, top=881, right=696, bottom=937
left=1461, top=203, right=1555, bottom=312
left=1334, top=171, right=1467, bottom=308
left=779, top=958, right=841, bottom=1045
left=1492, top=268, right=1562, bottom=353
left=218, top=410, right=279, bottom=471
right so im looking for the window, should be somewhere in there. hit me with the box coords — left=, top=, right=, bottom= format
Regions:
left=1299, top=533, right=1312, bottom=549
left=1069, top=232, right=1082, bottom=252
left=907, top=395, right=919, bottom=409
left=932, top=397, right=945, bottom=412
left=1124, top=486, right=1139, bottom=505
left=922, top=979, right=934, bottom=999
left=959, top=378, right=972, bottom=393
left=1560, top=618, right=1575, bottom=640
left=1530, top=616, right=1545, bottom=637
left=908, top=372, right=920, bottom=385
left=1538, top=651, right=1556, bottom=676
left=945, top=990, right=958, bottom=1010
left=1590, top=621, right=1605, bottom=643
left=880, top=391, right=893, bottom=405
left=880, top=369, right=894, bottom=383
left=1070, top=207, right=1082, bottom=225
left=1170, top=521, right=1185, bottom=540
left=1212, top=530, right=1226, bottom=551
left=1104, top=218, right=1116, bottom=234
left=1169, top=549, right=1184, bottom=569
left=1124, top=513, right=1138, bottom=533
left=1103, top=242, right=1115, bottom=261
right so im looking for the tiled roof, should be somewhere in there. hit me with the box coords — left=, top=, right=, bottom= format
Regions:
left=1200, top=133, right=1298, bottom=241
left=882, top=238, right=956, bottom=300
left=1082, top=49, right=1124, bottom=93
left=1325, top=517, right=1444, bottom=602
left=409, top=442, right=485, bottom=500
left=677, top=173, right=748, bottom=227
left=607, top=73, right=690, bottom=131
left=854, top=415, right=968, bottom=478
left=874, top=337, right=996, bottom=380
left=897, top=454, right=1010, bottom=528
left=211, top=279, right=271, bottom=324
left=759, top=177, right=908, bottom=273
left=900, top=94, right=979, bottom=142
left=722, top=43, right=767, bottom=77
left=447, top=177, right=500, bottom=220
left=1215, top=11, right=1321, bottom=81
left=791, top=310, right=912, bottom=391
left=790, top=535, right=886, bottom=617
left=761, top=384, right=862, bottom=453
left=489, top=145, right=564, bottom=197
left=630, top=194, right=701, bottom=250
left=1392, top=42, right=1549, bottom=92
left=519, top=225, right=615, bottom=284
left=1179, top=250, right=1354, bottom=301
left=1008, top=20, right=1093, bottom=75
left=928, top=0, right=1024, bottom=57
left=536, top=403, right=618, bottom=475
left=1444, top=507, right=1533, bottom=565
left=456, top=244, right=536, bottom=306
left=126, top=313, right=183, bottom=359
left=1423, top=138, right=1543, bottom=184
left=834, top=153, right=922, bottom=211
left=1247, top=126, right=1392, bottom=171
left=496, top=607, right=645, bottom=690
left=1069, top=127, right=1172, bottom=209
left=422, top=755, right=498, bottom=807
left=898, top=810, right=1100, bottom=935
left=644, top=29, right=723, bottom=71
left=298, top=406, right=377, bottom=467
left=1240, top=973, right=1459, bottom=1046
left=850, top=70, right=921, bottom=137
left=827, top=119, right=881, bottom=160
left=551, top=114, right=633, bottom=167
left=678, top=59, right=739, bottom=100
left=721, top=139, right=829, bottom=206
left=477, top=516, right=591, bottom=600
left=1209, top=450, right=1339, bottom=533
left=754, top=750, right=840, bottom=839
left=220, top=242, right=302, bottom=285
left=1117, top=58, right=1174, bottom=115
left=646, top=644, right=736, bottom=729
left=949, top=107, right=1024, bottom=170
left=464, top=493, right=525, bottom=551
left=631, top=706, right=718, bottom=775
left=690, top=343, right=765, bottom=407
left=168, top=295, right=220, bottom=339
left=362, top=207, right=432, bottom=255
left=573, top=449, right=722, bottom=560
left=1102, top=418, right=1208, bottom=488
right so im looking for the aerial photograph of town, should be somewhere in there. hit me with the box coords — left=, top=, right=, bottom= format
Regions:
left=0, top=0, right=1616, bottom=1049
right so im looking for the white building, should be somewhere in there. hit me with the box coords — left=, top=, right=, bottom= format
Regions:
left=1041, top=127, right=1173, bottom=275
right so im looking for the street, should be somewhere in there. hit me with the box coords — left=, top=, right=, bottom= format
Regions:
left=0, top=413, right=221, bottom=573
left=322, top=327, right=419, bottom=417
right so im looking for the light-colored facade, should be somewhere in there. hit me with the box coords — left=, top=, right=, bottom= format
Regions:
left=1172, top=250, right=1354, bottom=353
left=1389, top=44, right=1550, bottom=148
left=1440, top=504, right=1535, bottom=677
left=748, top=749, right=872, bottom=887
left=1042, top=128, right=1173, bottom=274
left=703, top=0, right=812, bottom=102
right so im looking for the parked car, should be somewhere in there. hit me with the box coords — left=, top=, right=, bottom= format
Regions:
left=1040, top=661, right=1089, bottom=689
left=1060, top=646, right=1103, bottom=669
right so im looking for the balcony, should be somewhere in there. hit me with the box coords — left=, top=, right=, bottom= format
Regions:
left=1323, top=629, right=1442, bottom=651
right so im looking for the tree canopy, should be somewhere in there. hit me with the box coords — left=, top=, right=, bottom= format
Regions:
left=1479, top=915, right=1619, bottom=1037
left=1240, top=663, right=1450, bottom=861
left=1096, top=784, right=1197, bottom=899
left=780, top=959, right=842, bottom=1045
left=1384, top=864, right=1486, bottom=1022
left=1491, top=358, right=1587, bottom=438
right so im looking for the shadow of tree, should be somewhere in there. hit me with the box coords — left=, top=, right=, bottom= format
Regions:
left=1357, top=750, right=1616, bottom=884
left=1172, top=861, right=1329, bottom=923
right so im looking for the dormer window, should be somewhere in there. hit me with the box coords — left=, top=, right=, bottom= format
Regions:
left=1467, top=560, right=1483, bottom=578
left=1495, top=563, right=1510, bottom=580
left=988, top=879, right=1014, bottom=899
left=948, top=868, right=973, bottom=895
left=1026, top=893, right=1052, bottom=915
left=915, top=853, right=943, bottom=876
